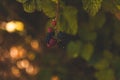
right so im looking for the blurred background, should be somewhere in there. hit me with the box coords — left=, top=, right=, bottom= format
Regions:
left=0, top=0, right=120, bottom=80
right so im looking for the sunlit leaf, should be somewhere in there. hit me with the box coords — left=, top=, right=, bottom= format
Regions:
left=95, top=69, right=115, bottom=80
left=114, top=0, right=120, bottom=10
left=41, top=0, right=56, bottom=17
left=36, top=0, right=42, bottom=11
left=80, top=43, right=94, bottom=61
left=23, top=0, right=36, bottom=13
left=116, top=5, right=120, bottom=10
left=67, top=41, right=83, bottom=59
left=103, top=50, right=113, bottom=61
left=94, top=58, right=109, bottom=70
left=62, top=6, right=78, bottom=35
left=82, top=0, right=103, bottom=16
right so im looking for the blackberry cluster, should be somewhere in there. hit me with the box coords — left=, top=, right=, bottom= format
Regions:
left=45, top=27, right=57, bottom=47
left=45, top=19, right=68, bottom=48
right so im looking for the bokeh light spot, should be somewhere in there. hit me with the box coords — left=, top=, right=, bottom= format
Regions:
left=25, top=65, right=38, bottom=75
left=10, top=46, right=26, bottom=59
left=27, top=53, right=35, bottom=60
left=51, top=76, right=60, bottom=80
left=10, top=47, right=19, bottom=59
left=17, top=59, right=30, bottom=69
left=6, top=21, right=16, bottom=33
left=5, top=21, right=24, bottom=33
left=30, top=40, right=40, bottom=51
left=11, top=66, right=21, bottom=77
left=15, top=21, right=24, bottom=31
left=17, top=46, right=26, bottom=58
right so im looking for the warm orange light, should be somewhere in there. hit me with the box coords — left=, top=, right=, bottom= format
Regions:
left=17, top=59, right=30, bottom=69
left=10, top=47, right=19, bottom=59
left=15, top=21, right=24, bottom=31
left=51, top=76, right=60, bottom=80
left=0, top=21, right=6, bottom=29
left=11, top=66, right=21, bottom=77
left=17, top=46, right=26, bottom=58
left=10, top=46, right=26, bottom=59
left=27, top=53, right=35, bottom=60
left=25, top=65, right=38, bottom=75
left=6, top=21, right=16, bottom=33
left=0, top=56, right=5, bottom=62
left=30, top=40, right=40, bottom=51
left=5, top=21, right=24, bottom=33
left=17, top=61, right=24, bottom=69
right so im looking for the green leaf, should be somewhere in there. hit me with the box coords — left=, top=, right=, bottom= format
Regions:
left=94, top=58, right=109, bottom=70
left=95, top=69, right=115, bottom=80
left=23, top=0, right=36, bottom=13
left=58, top=15, right=68, bottom=31
left=16, top=0, right=28, bottom=3
left=80, top=43, right=94, bottom=61
left=89, top=52, right=103, bottom=65
left=41, top=0, right=56, bottom=18
left=82, top=0, right=103, bottom=16
left=103, top=50, right=113, bottom=61
left=78, top=13, right=105, bottom=34
left=36, top=0, right=42, bottom=11
left=62, top=6, right=78, bottom=35
left=116, top=5, right=120, bottom=10
left=89, top=13, right=106, bottom=29
left=114, top=0, right=120, bottom=10
left=81, top=31, right=97, bottom=42
left=90, top=50, right=112, bottom=69
left=67, top=41, right=83, bottom=59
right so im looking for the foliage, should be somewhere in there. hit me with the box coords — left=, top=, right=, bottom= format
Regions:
left=62, top=6, right=78, bottom=35
left=67, top=41, right=82, bottom=58
left=80, top=43, right=94, bottom=61
left=1, top=0, right=120, bottom=80
left=23, top=0, right=36, bottom=13
left=114, top=0, right=120, bottom=10
left=95, top=69, right=115, bottom=80
left=82, top=0, right=103, bottom=16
